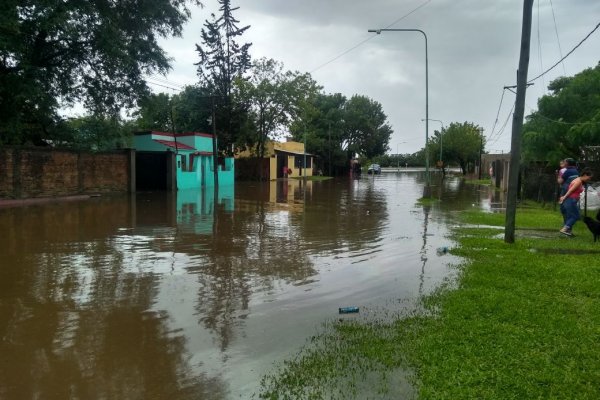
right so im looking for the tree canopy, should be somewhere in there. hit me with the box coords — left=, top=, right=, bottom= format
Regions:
left=426, top=121, right=484, bottom=175
left=522, top=63, right=600, bottom=163
left=342, top=95, right=392, bottom=159
left=0, top=0, right=202, bottom=145
left=235, top=58, right=321, bottom=158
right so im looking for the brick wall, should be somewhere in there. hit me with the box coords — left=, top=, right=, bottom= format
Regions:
left=0, top=148, right=14, bottom=198
left=0, top=147, right=132, bottom=199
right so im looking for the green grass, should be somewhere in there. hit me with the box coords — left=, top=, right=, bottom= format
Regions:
left=258, top=205, right=600, bottom=399
left=290, top=176, right=334, bottom=181
left=417, top=197, right=440, bottom=206
left=464, top=178, right=493, bottom=185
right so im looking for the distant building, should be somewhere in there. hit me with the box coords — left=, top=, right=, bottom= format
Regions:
left=235, top=139, right=315, bottom=180
left=134, top=131, right=234, bottom=190
left=481, top=153, right=511, bottom=190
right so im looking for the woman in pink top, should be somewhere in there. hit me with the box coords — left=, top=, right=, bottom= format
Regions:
left=558, top=168, right=593, bottom=236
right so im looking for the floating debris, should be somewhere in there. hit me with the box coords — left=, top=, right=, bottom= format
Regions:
left=338, top=306, right=359, bottom=314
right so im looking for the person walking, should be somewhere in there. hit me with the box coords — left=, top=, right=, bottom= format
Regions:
left=558, top=168, right=593, bottom=236
left=558, top=158, right=579, bottom=225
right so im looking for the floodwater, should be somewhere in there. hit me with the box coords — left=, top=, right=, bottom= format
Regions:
left=0, top=172, right=500, bottom=399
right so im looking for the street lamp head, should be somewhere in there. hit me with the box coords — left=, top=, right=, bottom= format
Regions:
left=367, top=29, right=381, bottom=34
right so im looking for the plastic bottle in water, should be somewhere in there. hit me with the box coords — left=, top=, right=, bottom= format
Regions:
left=339, top=306, right=359, bottom=314
left=436, top=246, right=449, bottom=255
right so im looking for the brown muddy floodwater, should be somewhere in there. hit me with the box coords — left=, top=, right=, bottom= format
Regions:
left=0, top=172, right=501, bottom=399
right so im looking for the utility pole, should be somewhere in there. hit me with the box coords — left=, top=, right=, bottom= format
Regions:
left=211, top=96, right=219, bottom=188
left=328, top=122, right=332, bottom=176
left=505, top=0, right=534, bottom=244
left=170, top=97, right=178, bottom=154
left=478, top=128, right=483, bottom=180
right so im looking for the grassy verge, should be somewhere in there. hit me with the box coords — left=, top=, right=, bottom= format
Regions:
left=258, top=205, right=600, bottom=399
left=290, top=176, right=334, bottom=181
left=464, top=178, right=493, bottom=185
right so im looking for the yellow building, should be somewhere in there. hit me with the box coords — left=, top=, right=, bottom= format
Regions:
left=236, top=140, right=315, bottom=180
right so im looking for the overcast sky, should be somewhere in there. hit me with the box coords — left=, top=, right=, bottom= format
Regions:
left=155, top=0, right=600, bottom=154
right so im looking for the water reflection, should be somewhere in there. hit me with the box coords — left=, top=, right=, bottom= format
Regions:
left=0, top=197, right=223, bottom=399
left=0, top=173, right=463, bottom=399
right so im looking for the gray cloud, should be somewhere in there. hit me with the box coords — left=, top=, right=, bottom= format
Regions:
left=159, top=0, right=600, bottom=153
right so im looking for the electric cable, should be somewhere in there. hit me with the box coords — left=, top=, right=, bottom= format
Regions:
left=310, top=0, right=431, bottom=74
left=528, top=21, right=600, bottom=83
left=548, top=0, right=567, bottom=75
left=488, top=102, right=515, bottom=146
left=536, top=0, right=546, bottom=90
left=489, top=88, right=506, bottom=142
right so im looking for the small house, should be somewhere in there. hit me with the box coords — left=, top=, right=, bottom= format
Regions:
left=134, top=131, right=234, bottom=191
left=235, top=139, right=315, bottom=180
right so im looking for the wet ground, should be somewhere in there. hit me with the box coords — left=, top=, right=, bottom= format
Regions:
left=0, top=172, right=500, bottom=399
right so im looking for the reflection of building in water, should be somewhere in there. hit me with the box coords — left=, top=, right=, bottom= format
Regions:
left=269, top=179, right=312, bottom=209
left=177, top=186, right=235, bottom=235
left=133, top=186, right=235, bottom=236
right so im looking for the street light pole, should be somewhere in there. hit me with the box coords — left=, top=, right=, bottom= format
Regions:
left=368, top=28, right=430, bottom=196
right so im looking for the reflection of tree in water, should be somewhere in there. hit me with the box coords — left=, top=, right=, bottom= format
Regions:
left=296, top=179, right=389, bottom=255
left=133, top=188, right=318, bottom=353
left=431, top=176, right=504, bottom=212
left=180, top=198, right=317, bottom=352
left=0, top=203, right=226, bottom=400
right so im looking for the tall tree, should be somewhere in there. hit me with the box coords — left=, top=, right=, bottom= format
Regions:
left=195, top=0, right=251, bottom=153
left=63, top=114, right=134, bottom=151
left=235, top=58, right=320, bottom=158
left=134, top=85, right=215, bottom=134
left=522, top=63, right=600, bottom=163
left=0, top=0, right=202, bottom=145
left=432, top=121, right=484, bottom=175
left=135, top=93, right=174, bottom=132
left=291, top=93, right=347, bottom=175
left=342, top=95, right=392, bottom=160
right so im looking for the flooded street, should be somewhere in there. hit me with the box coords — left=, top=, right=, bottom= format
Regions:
left=0, top=172, right=500, bottom=399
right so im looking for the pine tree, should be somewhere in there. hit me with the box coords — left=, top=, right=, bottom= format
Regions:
left=195, top=0, right=252, bottom=153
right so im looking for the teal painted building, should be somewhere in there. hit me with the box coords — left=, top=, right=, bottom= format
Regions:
left=134, top=131, right=234, bottom=190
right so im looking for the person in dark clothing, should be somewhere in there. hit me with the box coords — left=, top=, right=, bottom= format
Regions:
left=558, top=168, right=592, bottom=236
left=559, top=158, right=578, bottom=193
left=558, top=158, right=578, bottom=225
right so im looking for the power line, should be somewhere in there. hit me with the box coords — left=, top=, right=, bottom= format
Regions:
left=488, top=102, right=515, bottom=146
left=147, top=74, right=187, bottom=89
left=526, top=103, right=600, bottom=125
left=548, top=0, right=567, bottom=75
left=145, top=79, right=182, bottom=92
left=536, top=0, right=546, bottom=90
left=309, top=0, right=431, bottom=73
left=528, top=20, right=600, bottom=83
left=488, top=88, right=506, bottom=141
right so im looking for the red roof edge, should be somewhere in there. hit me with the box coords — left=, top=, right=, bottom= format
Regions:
left=134, top=131, right=214, bottom=138
left=153, top=139, right=195, bottom=151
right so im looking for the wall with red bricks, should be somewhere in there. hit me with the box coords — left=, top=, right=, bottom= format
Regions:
left=0, top=147, right=131, bottom=199
left=0, top=148, right=14, bottom=198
